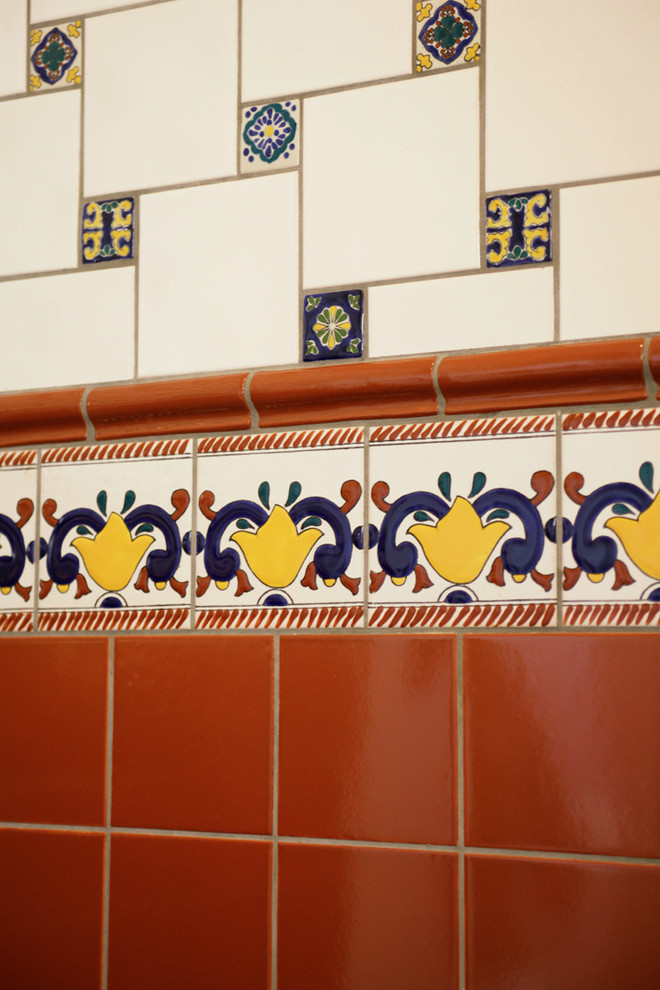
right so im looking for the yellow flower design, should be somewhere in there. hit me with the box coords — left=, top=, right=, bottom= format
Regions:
left=231, top=505, right=322, bottom=587
left=408, top=496, right=510, bottom=584
left=30, top=29, right=43, bottom=47
left=465, top=0, right=481, bottom=10
left=72, top=512, right=154, bottom=591
left=68, top=21, right=82, bottom=38
left=416, top=2, right=433, bottom=21
left=416, top=53, right=433, bottom=72
left=465, top=42, right=480, bottom=62
left=66, top=66, right=81, bottom=84
left=30, top=75, right=42, bottom=91
left=605, top=492, right=660, bottom=580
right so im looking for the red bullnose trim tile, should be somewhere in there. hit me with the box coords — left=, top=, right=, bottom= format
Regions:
left=250, top=357, right=439, bottom=427
left=87, top=374, right=250, bottom=440
left=0, top=388, right=86, bottom=447
left=649, top=337, right=660, bottom=398
left=437, top=339, right=647, bottom=414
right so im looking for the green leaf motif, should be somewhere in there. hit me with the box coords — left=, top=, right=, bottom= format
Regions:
left=306, top=296, right=321, bottom=311
left=258, top=481, right=270, bottom=509
left=97, top=490, right=107, bottom=516
left=348, top=293, right=361, bottom=310
left=121, top=490, right=136, bottom=514
left=486, top=509, right=510, bottom=521
left=438, top=472, right=451, bottom=500
left=135, top=523, right=154, bottom=534
left=612, top=503, right=633, bottom=515
left=306, top=340, right=319, bottom=356
left=413, top=511, right=431, bottom=522
left=639, top=461, right=654, bottom=493
left=76, top=525, right=91, bottom=535
left=346, top=338, right=360, bottom=354
left=236, top=518, right=254, bottom=529
left=301, top=516, right=321, bottom=529
left=285, top=481, right=302, bottom=506
left=469, top=471, right=486, bottom=498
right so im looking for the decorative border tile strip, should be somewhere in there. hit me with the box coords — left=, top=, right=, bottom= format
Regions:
left=199, top=426, right=363, bottom=455
left=369, top=603, right=557, bottom=628
left=196, top=605, right=363, bottom=630
left=38, top=608, right=189, bottom=632
left=0, top=450, right=36, bottom=467
left=0, top=613, right=33, bottom=632
left=563, top=603, right=660, bottom=627
left=42, top=439, right=190, bottom=463
left=371, top=414, right=554, bottom=444
left=563, top=408, right=660, bottom=432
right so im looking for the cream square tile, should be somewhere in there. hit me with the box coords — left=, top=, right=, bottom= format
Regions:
left=303, top=72, right=480, bottom=287
left=0, top=91, right=79, bottom=276
left=138, top=172, right=298, bottom=377
left=562, top=409, right=660, bottom=627
left=0, top=1, right=27, bottom=96
left=560, top=177, right=660, bottom=341
left=38, top=440, right=193, bottom=631
left=0, top=451, right=37, bottom=631
left=368, top=417, right=558, bottom=629
left=369, top=266, right=554, bottom=357
left=242, top=0, right=410, bottom=101
left=195, top=429, right=365, bottom=630
left=83, top=0, right=237, bottom=194
left=29, top=21, right=82, bottom=93
left=486, top=0, right=660, bottom=189
left=0, top=268, right=134, bottom=393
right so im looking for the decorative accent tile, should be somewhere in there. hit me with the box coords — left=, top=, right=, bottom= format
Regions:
left=81, top=198, right=134, bottom=264
left=195, top=428, right=365, bottom=629
left=562, top=408, right=660, bottom=626
left=415, top=1, right=481, bottom=73
left=303, top=291, right=363, bottom=362
left=368, top=416, right=557, bottom=628
left=486, top=190, right=552, bottom=268
left=30, top=22, right=82, bottom=92
left=241, top=100, right=299, bottom=173
left=0, top=450, right=37, bottom=631
left=38, top=439, right=192, bottom=631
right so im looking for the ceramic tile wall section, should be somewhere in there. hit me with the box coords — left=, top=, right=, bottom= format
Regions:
left=0, top=0, right=657, bottom=393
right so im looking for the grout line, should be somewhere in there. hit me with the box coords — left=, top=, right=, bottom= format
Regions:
left=0, top=821, right=107, bottom=831
left=456, top=632, right=466, bottom=990
left=80, top=385, right=94, bottom=443
left=478, top=6, right=486, bottom=272
left=236, top=0, right=242, bottom=174
left=271, top=632, right=280, bottom=990
left=29, top=0, right=178, bottom=28
left=641, top=336, right=657, bottom=400
left=32, top=449, right=42, bottom=633
left=297, top=98, right=304, bottom=361
left=132, top=198, right=140, bottom=378
left=101, top=635, right=115, bottom=990
left=486, top=167, right=660, bottom=198
left=190, top=439, right=198, bottom=630
left=552, top=185, right=560, bottom=343
left=243, top=371, right=258, bottom=431
left=363, top=428, right=370, bottom=628
left=25, top=2, right=31, bottom=95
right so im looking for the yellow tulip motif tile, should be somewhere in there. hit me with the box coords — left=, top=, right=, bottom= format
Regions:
left=0, top=451, right=37, bottom=631
left=368, top=416, right=558, bottom=628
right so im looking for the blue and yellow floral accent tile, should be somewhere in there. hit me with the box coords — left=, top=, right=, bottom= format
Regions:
left=562, top=409, right=660, bottom=627
left=82, top=198, right=134, bottom=265
left=30, top=22, right=82, bottom=92
left=415, top=1, right=481, bottom=73
left=241, top=100, right=299, bottom=174
left=0, top=451, right=37, bottom=632
left=303, top=291, right=364, bottom=362
left=486, top=190, right=552, bottom=268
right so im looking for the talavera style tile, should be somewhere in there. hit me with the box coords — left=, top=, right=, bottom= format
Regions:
left=38, top=439, right=193, bottom=631
left=486, top=191, right=552, bottom=268
left=81, top=197, right=134, bottom=264
left=562, top=408, right=660, bottom=626
left=30, top=22, right=82, bottom=93
left=195, top=429, right=365, bottom=630
left=415, top=1, right=482, bottom=74
left=0, top=2, right=27, bottom=97
left=241, top=100, right=299, bottom=173
left=368, top=417, right=558, bottom=628
left=0, top=451, right=37, bottom=631
left=303, top=291, right=363, bottom=361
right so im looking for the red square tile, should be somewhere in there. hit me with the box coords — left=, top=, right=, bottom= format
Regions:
left=278, top=842, right=458, bottom=990
left=466, top=854, right=660, bottom=990
left=464, top=633, right=660, bottom=856
left=0, top=828, right=104, bottom=989
left=112, top=635, right=273, bottom=833
left=108, top=833, right=271, bottom=990
left=279, top=634, right=456, bottom=843
left=0, top=637, right=108, bottom=826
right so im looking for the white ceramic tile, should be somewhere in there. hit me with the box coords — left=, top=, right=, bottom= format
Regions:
left=486, top=0, right=660, bottom=189
left=242, top=0, right=410, bottom=101
left=0, top=1, right=27, bottom=96
left=0, top=267, right=134, bottom=392
left=561, top=409, right=660, bottom=626
left=31, top=0, right=149, bottom=17
left=138, top=172, right=298, bottom=377
left=83, top=0, right=237, bottom=194
left=0, top=91, right=79, bottom=276
left=195, top=430, right=365, bottom=628
left=0, top=453, right=37, bottom=621
left=560, top=177, right=660, bottom=340
left=369, top=266, right=554, bottom=357
left=303, top=72, right=480, bottom=287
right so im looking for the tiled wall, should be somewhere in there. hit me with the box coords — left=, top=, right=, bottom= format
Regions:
left=1, top=1, right=659, bottom=988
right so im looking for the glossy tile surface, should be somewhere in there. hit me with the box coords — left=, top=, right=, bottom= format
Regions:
left=465, top=634, right=660, bottom=857
left=241, top=100, right=299, bottom=173
left=467, top=855, right=660, bottom=990
left=0, top=828, right=104, bottom=990
left=278, top=843, right=458, bottom=990
left=485, top=191, right=552, bottom=268
left=0, top=451, right=37, bottom=626
left=108, top=833, right=271, bottom=990
left=30, top=22, right=82, bottom=92
left=112, top=636, right=273, bottom=833
left=0, top=638, right=108, bottom=825
left=416, top=0, right=482, bottom=73
left=82, top=196, right=134, bottom=264
left=0, top=1, right=26, bottom=96
left=279, top=634, right=456, bottom=843
left=303, top=290, right=364, bottom=361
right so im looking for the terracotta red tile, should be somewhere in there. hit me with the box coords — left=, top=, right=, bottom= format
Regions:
left=0, top=387, right=86, bottom=447
left=0, top=637, right=108, bottom=826
left=464, top=633, right=660, bottom=857
left=250, top=356, right=439, bottom=428
left=87, top=373, right=251, bottom=440
left=649, top=336, right=660, bottom=398
left=0, top=828, right=104, bottom=989
left=112, top=635, right=273, bottom=833
left=279, top=634, right=456, bottom=844
left=466, top=854, right=660, bottom=990
left=437, top=338, right=646, bottom=414
left=108, top=833, right=271, bottom=990
left=278, top=842, right=457, bottom=990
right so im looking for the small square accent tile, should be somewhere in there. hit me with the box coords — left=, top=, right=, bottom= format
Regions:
left=30, top=22, right=82, bottom=92
left=486, top=190, right=552, bottom=268
left=303, top=290, right=363, bottom=361
left=81, top=197, right=134, bottom=264
left=241, top=100, right=299, bottom=173
left=415, top=1, right=481, bottom=74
